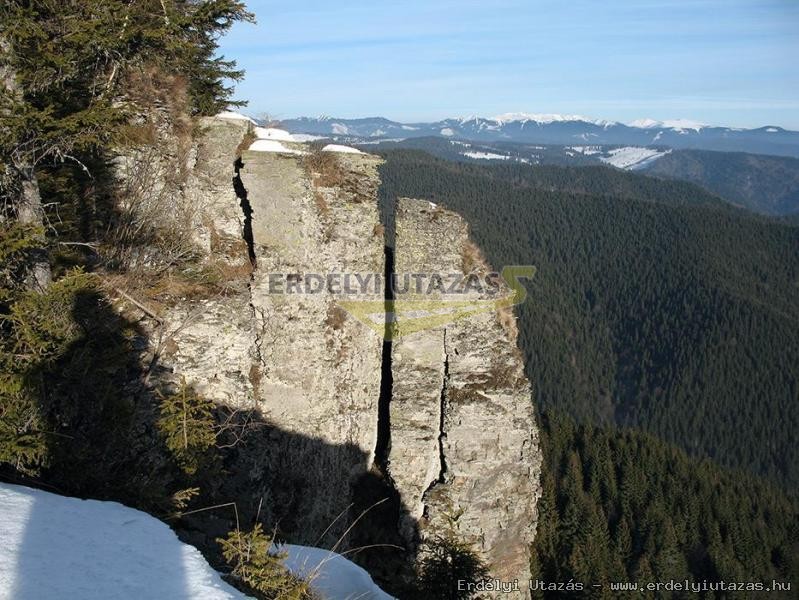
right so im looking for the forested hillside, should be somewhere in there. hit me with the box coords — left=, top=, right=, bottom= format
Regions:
left=358, top=137, right=601, bottom=167
left=378, top=150, right=799, bottom=595
left=532, top=414, right=799, bottom=597
left=643, top=149, right=799, bottom=216
left=378, top=151, right=799, bottom=490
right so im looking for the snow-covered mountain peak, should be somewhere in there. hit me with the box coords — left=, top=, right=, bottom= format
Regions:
left=628, top=118, right=708, bottom=131
left=493, top=112, right=588, bottom=124
left=492, top=112, right=617, bottom=127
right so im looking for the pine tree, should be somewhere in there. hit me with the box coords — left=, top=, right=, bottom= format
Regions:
left=217, top=523, right=311, bottom=599
left=1, top=0, right=253, bottom=235
left=156, top=378, right=216, bottom=474
left=417, top=533, right=491, bottom=600
left=0, top=267, right=98, bottom=472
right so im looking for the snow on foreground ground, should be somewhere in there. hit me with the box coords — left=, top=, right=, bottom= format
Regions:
left=0, top=483, right=394, bottom=600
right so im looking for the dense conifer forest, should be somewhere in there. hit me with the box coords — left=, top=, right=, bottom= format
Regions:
left=377, top=150, right=799, bottom=593
left=532, top=414, right=798, bottom=597
left=642, top=149, right=799, bottom=216
left=378, top=150, right=799, bottom=487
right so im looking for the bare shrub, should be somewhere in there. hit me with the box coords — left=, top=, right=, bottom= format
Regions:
left=103, top=75, right=201, bottom=271
left=106, top=145, right=201, bottom=271
left=104, top=67, right=202, bottom=274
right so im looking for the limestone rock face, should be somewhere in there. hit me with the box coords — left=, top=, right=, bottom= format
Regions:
left=154, top=116, right=386, bottom=546
left=131, top=116, right=541, bottom=589
left=237, top=148, right=386, bottom=544
left=159, top=116, right=257, bottom=406
left=390, top=198, right=542, bottom=595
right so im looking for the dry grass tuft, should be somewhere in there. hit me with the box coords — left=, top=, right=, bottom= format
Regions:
left=313, top=189, right=330, bottom=216
left=497, top=306, right=519, bottom=343
left=235, top=128, right=257, bottom=157
left=248, top=363, right=262, bottom=400
left=119, top=259, right=253, bottom=307
left=464, top=361, right=524, bottom=392
left=303, top=147, right=345, bottom=188
left=461, top=239, right=489, bottom=275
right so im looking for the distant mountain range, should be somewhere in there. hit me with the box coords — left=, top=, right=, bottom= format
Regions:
left=280, top=114, right=799, bottom=158
left=355, top=136, right=799, bottom=216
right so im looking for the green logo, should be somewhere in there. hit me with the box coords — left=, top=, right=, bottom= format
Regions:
left=338, top=266, right=535, bottom=340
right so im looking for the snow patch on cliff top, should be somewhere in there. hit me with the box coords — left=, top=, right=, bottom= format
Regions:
left=248, top=139, right=307, bottom=154
left=322, top=144, right=365, bottom=154
left=216, top=111, right=257, bottom=124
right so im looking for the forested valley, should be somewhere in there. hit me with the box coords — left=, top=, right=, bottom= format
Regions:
left=378, top=150, right=799, bottom=595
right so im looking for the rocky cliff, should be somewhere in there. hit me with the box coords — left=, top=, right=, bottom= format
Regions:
left=142, top=114, right=540, bottom=595
left=389, top=198, right=541, bottom=592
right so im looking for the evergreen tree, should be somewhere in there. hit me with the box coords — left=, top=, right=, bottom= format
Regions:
left=217, top=523, right=311, bottom=599
left=156, top=378, right=216, bottom=475
left=1, top=0, right=253, bottom=233
left=417, top=534, right=491, bottom=600
left=0, top=267, right=98, bottom=472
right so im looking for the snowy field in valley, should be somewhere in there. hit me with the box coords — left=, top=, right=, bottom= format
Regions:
left=598, top=146, right=670, bottom=169
left=0, top=483, right=394, bottom=600
left=462, top=150, right=510, bottom=160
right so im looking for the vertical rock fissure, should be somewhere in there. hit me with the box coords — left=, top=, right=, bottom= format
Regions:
left=373, top=244, right=394, bottom=474
left=436, top=329, right=449, bottom=484
left=233, top=157, right=256, bottom=266
left=233, top=157, right=267, bottom=386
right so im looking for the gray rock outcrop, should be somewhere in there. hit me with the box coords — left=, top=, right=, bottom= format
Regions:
left=127, top=115, right=542, bottom=593
left=389, top=198, right=542, bottom=595
left=156, top=118, right=386, bottom=546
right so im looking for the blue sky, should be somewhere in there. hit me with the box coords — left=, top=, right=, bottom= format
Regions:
left=220, top=0, right=799, bottom=128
